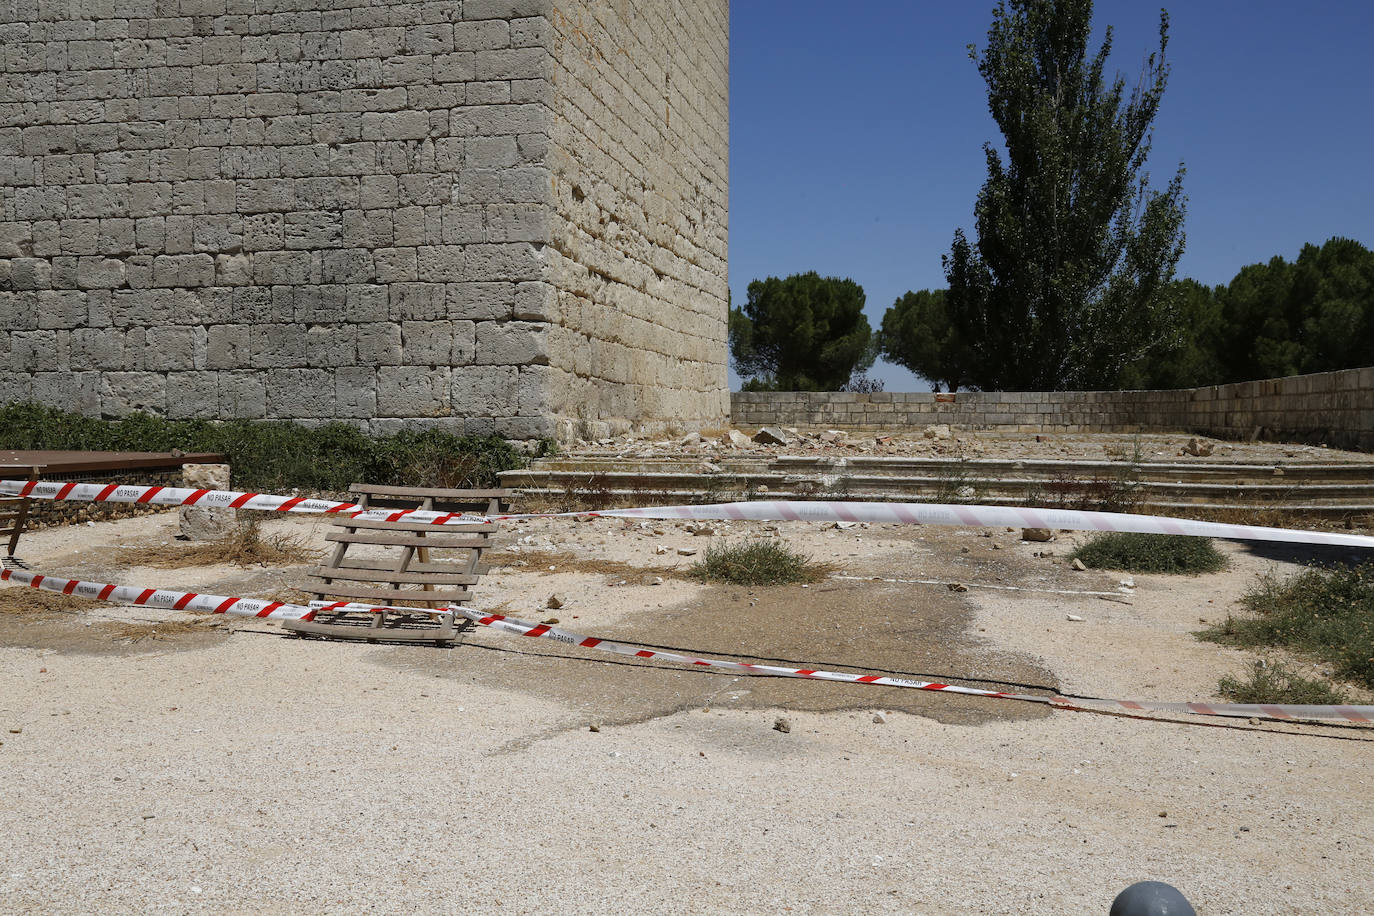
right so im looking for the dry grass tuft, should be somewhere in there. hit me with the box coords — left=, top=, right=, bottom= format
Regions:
left=0, top=586, right=91, bottom=619
left=119, top=518, right=320, bottom=569
left=102, top=617, right=223, bottom=643
left=487, top=549, right=690, bottom=585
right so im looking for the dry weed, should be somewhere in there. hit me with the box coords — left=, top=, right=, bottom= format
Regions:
left=0, top=586, right=90, bottom=619
left=119, top=518, right=320, bottom=569
left=102, top=617, right=222, bottom=643
left=487, top=549, right=690, bottom=585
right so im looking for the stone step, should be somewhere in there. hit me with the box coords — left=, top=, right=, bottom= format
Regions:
left=500, top=456, right=1374, bottom=520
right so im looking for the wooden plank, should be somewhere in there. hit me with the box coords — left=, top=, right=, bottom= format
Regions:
left=282, top=617, right=464, bottom=644
left=326, top=517, right=495, bottom=534
left=324, top=530, right=493, bottom=549
left=335, top=557, right=482, bottom=575
left=306, top=566, right=480, bottom=586
left=347, top=483, right=512, bottom=499
left=308, top=582, right=471, bottom=604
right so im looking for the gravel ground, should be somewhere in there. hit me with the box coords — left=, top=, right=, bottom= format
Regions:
left=1, top=499, right=1372, bottom=914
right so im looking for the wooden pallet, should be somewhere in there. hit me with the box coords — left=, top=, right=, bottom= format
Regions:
left=282, top=484, right=510, bottom=645
left=0, top=465, right=39, bottom=558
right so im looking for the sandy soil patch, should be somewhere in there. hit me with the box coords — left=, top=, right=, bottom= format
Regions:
left=1, top=506, right=1371, bottom=913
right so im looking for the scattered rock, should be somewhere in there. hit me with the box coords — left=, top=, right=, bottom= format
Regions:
left=691, top=525, right=716, bottom=537
left=541, top=618, right=559, bottom=625
left=679, top=432, right=703, bottom=447
left=655, top=545, right=669, bottom=555
left=1182, top=437, right=1215, bottom=457
left=651, top=576, right=664, bottom=586
left=752, top=427, right=791, bottom=446
left=1066, top=614, right=1085, bottom=622
left=8, top=727, right=20, bottom=734
left=588, top=723, right=600, bottom=733
left=1071, top=558, right=1087, bottom=571
left=546, top=594, right=566, bottom=610
left=1022, top=527, right=1055, bottom=542
left=1119, top=577, right=1136, bottom=588
left=956, top=485, right=976, bottom=499
left=722, top=429, right=752, bottom=448
left=923, top=424, right=952, bottom=440
left=178, top=506, right=235, bottom=542
left=677, top=548, right=697, bottom=557
left=872, top=712, right=887, bottom=724
left=947, top=583, right=969, bottom=592
left=773, top=717, right=791, bottom=734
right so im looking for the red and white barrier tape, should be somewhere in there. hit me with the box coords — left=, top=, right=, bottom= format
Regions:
left=0, top=566, right=313, bottom=622
left=3, top=561, right=1368, bottom=724
left=444, top=605, right=1374, bottom=724
left=5, top=479, right=1374, bottom=550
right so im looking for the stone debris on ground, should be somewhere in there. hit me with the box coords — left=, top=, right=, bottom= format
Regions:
left=1182, top=437, right=1216, bottom=457
left=751, top=427, right=791, bottom=446
left=559, top=429, right=1368, bottom=476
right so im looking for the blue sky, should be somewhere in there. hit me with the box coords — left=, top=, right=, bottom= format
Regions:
left=727, top=1, right=1374, bottom=390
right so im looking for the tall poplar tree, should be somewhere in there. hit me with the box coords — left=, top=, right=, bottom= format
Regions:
left=946, top=0, right=1187, bottom=390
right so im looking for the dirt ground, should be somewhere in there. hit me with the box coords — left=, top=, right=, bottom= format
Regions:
left=2, top=489, right=1373, bottom=913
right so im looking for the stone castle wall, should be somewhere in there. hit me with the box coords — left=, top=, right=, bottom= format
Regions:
left=543, top=0, right=729, bottom=439
left=731, top=367, right=1374, bottom=451
left=0, top=0, right=730, bottom=439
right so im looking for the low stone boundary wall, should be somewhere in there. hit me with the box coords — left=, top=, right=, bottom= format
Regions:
left=731, top=367, right=1374, bottom=451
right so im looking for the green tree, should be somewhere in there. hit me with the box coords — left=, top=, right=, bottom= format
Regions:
left=1216, top=237, right=1374, bottom=381
left=878, top=289, right=975, bottom=391
left=945, top=0, right=1187, bottom=390
left=1118, top=278, right=1223, bottom=388
left=1215, top=255, right=1298, bottom=381
left=729, top=272, right=875, bottom=391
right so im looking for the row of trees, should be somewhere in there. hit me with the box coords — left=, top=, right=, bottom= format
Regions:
left=731, top=234, right=1374, bottom=393
left=879, top=236, right=1374, bottom=391
left=730, top=1, right=1371, bottom=392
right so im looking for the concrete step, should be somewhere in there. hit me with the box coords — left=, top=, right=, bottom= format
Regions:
left=500, top=455, right=1374, bottom=520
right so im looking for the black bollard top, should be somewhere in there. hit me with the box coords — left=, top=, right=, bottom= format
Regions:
left=1110, top=881, right=1197, bottom=916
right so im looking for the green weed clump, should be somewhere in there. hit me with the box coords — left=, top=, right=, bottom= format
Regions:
left=0, top=403, right=524, bottom=493
left=1200, top=562, right=1374, bottom=690
left=1068, top=532, right=1227, bottom=574
left=1216, top=660, right=1349, bottom=706
left=689, top=539, right=830, bottom=586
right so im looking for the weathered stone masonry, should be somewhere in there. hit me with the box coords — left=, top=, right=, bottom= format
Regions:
left=0, top=0, right=730, bottom=440
left=732, top=368, right=1374, bottom=451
